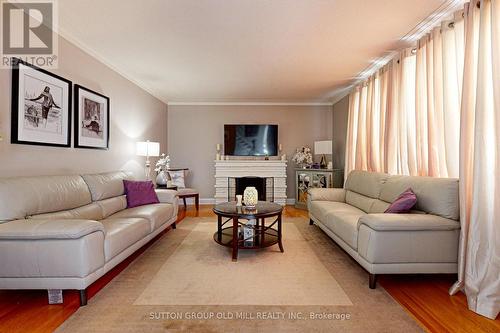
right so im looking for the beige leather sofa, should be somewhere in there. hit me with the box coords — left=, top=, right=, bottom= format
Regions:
left=308, top=170, right=460, bottom=288
left=0, top=171, right=178, bottom=305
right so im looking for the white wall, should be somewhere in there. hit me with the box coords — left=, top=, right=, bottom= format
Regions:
left=167, top=105, right=333, bottom=199
left=0, top=35, right=167, bottom=178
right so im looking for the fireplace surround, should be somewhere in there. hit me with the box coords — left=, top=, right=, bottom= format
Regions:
left=214, top=160, right=287, bottom=205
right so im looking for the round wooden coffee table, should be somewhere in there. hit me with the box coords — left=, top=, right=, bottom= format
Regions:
left=213, top=201, right=284, bottom=261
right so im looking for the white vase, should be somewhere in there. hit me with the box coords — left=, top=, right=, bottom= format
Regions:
left=243, top=186, right=258, bottom=208
left=156, top=171, right=168, bottom=186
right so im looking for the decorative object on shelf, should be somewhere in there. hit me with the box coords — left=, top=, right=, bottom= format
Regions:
left=216, top=143, right=221, bottom=160
left=243, top=219, right=256, bottom=247
left=314, top=140, right=332, bottom=169
left=294, top=168, right=344, bottom=210
left=292, top=146, right=313, bottom=168
left=11, top=58, right=72, bottom=147
left=154, top=153, right=171, bottom=186
left=281, top=153, right=287, bottom=161
left=327, top=161, right=333, bottom=169
left=236, top=194, right=243, bottom=206
left=243, top=186, right=258, bottom=208
left=136, top=140, right=160, bottom=180
left=74, top=85, right=110, bottom=149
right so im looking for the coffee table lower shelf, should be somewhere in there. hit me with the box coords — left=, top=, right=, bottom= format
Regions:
left=213, top=226, right=279, bottom=249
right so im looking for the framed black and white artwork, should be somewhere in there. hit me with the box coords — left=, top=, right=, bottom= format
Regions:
left=11, top=58, right=72, bottom=147
left=74, top=84, right=110, bottom=150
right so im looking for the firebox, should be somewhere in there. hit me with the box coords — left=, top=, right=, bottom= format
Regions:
left=228, top=177, right=274, bottom=202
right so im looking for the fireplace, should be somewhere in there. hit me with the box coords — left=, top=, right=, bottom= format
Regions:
left=228, top=177, right=274, bottom=202
left=214, top=160, right=287, bottom=205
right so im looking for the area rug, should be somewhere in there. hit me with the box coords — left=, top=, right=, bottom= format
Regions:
left=56, top=217, right=423, bottom=332
left=134, top=222, right=352, bottom=306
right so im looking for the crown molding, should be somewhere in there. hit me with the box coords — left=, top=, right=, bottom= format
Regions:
left=167, top=101, right=333, bottom=106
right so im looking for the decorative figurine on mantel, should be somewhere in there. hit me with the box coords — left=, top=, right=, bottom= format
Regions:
left=292, top=146, right=313, bottom=169
left=216, top=143, right=222, bottom=160
left=155, top=153, right=171, bottom=186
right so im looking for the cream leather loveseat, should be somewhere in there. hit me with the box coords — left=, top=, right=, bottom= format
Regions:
left=0, top=171, right=178, bottom=305
left=308, top=170, right=460, bottom=288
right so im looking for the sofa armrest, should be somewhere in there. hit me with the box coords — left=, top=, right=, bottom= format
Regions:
left=308, top=188, right=346, bottom=202
left=358, top=213, right=461, bottom=232
left=155, top=189, right=178, bottom=204
left=0, top=219, right=104, bottom=240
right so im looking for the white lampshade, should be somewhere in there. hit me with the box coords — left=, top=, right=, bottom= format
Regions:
left=136, top=141, right=160, bottom=157
left=314, top=140, right=332, bottom=155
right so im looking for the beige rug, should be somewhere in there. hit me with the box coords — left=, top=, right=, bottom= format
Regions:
left=57, top=217, right=423, bottom=332
left=134, top=222, right=352, bottom=306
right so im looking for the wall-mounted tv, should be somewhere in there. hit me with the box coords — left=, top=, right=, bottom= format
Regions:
left=224, top=124, right=278, bottom=156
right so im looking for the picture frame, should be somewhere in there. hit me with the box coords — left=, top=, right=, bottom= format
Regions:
left=11, top=58, right=72, bottom=147
left=74, top=84, right=110, bottom=150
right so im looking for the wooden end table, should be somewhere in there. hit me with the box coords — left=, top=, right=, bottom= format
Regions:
left=213, top=201, right=284, bottom=261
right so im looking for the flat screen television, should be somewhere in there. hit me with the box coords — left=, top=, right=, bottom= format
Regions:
left=224, top=124, right=278, bottom=156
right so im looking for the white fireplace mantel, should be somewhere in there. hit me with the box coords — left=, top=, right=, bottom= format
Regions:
left=214, top=160, right=287, bottom=205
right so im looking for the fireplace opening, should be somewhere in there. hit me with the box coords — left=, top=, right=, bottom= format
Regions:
left=228, top=177, right=274, bottom=202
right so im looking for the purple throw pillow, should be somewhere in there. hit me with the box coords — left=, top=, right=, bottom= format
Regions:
left=384, top=188, right=417, bottom=213
left=123, top=180, right=159, bottom=208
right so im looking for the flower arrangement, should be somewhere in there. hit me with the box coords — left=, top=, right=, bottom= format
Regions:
left=292, top=146, right=313, bottom=167
left=154, top=153, right=170, bottom=173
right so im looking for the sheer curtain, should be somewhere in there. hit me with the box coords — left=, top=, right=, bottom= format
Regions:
left=344, top=0, right=499, bottom=319
left=345, top=17, right=464, bottom=178
left=450, top=0, right=499, bottom=319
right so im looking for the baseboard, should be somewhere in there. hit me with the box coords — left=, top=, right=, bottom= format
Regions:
left=188, top=198, right=296, bottom=205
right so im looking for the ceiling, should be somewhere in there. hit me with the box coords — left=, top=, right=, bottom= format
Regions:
left=58, top=0, right=449, bottom=104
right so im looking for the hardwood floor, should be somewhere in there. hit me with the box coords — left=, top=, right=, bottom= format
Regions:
left=0, top=205, right=497, bottom=332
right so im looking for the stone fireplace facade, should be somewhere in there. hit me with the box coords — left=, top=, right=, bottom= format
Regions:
left=214, top=160, right=287, bottom=205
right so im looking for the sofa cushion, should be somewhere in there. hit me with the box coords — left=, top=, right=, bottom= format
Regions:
left=29, top=203, right=103, bottom=221
left=310, top=201, right=364, bottom=225
left=97, top=195, right=127, bottom=219
left=82, top=171, right=132, bottom=201
left=0, top=219, right=104, bottom=240
left=345, top=170, right=389, bottom=198
left=0, top=175, right=91, bottom=222
left=380, top=175, right=459, bottom=220
left=328, top=210, right=366, bottom=249
left=107, top=204, right=175, bottom=231
left=369, top=199, right=391, bottom=213
left=100, top=217, right=150, bottom=261
left=345, top=190, right=376, bottom=213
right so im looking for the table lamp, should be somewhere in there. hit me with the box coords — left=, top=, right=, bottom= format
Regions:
left=314, top=140, right=332, bottom=169
left=136, top=140, right=160, bottom=179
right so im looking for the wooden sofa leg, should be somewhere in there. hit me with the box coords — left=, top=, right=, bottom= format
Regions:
left=309, top=218, right=314, bottom=225
left=79, top=289, right=88, bottom=306
left=171, top=222, right=177, bottom=229
left=369, top=273, right=377, bottom=289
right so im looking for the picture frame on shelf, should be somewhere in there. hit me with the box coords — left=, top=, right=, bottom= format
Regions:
left=11, top=58, right=72, bottom=147
left=74, top=84, right=110, bottom=150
